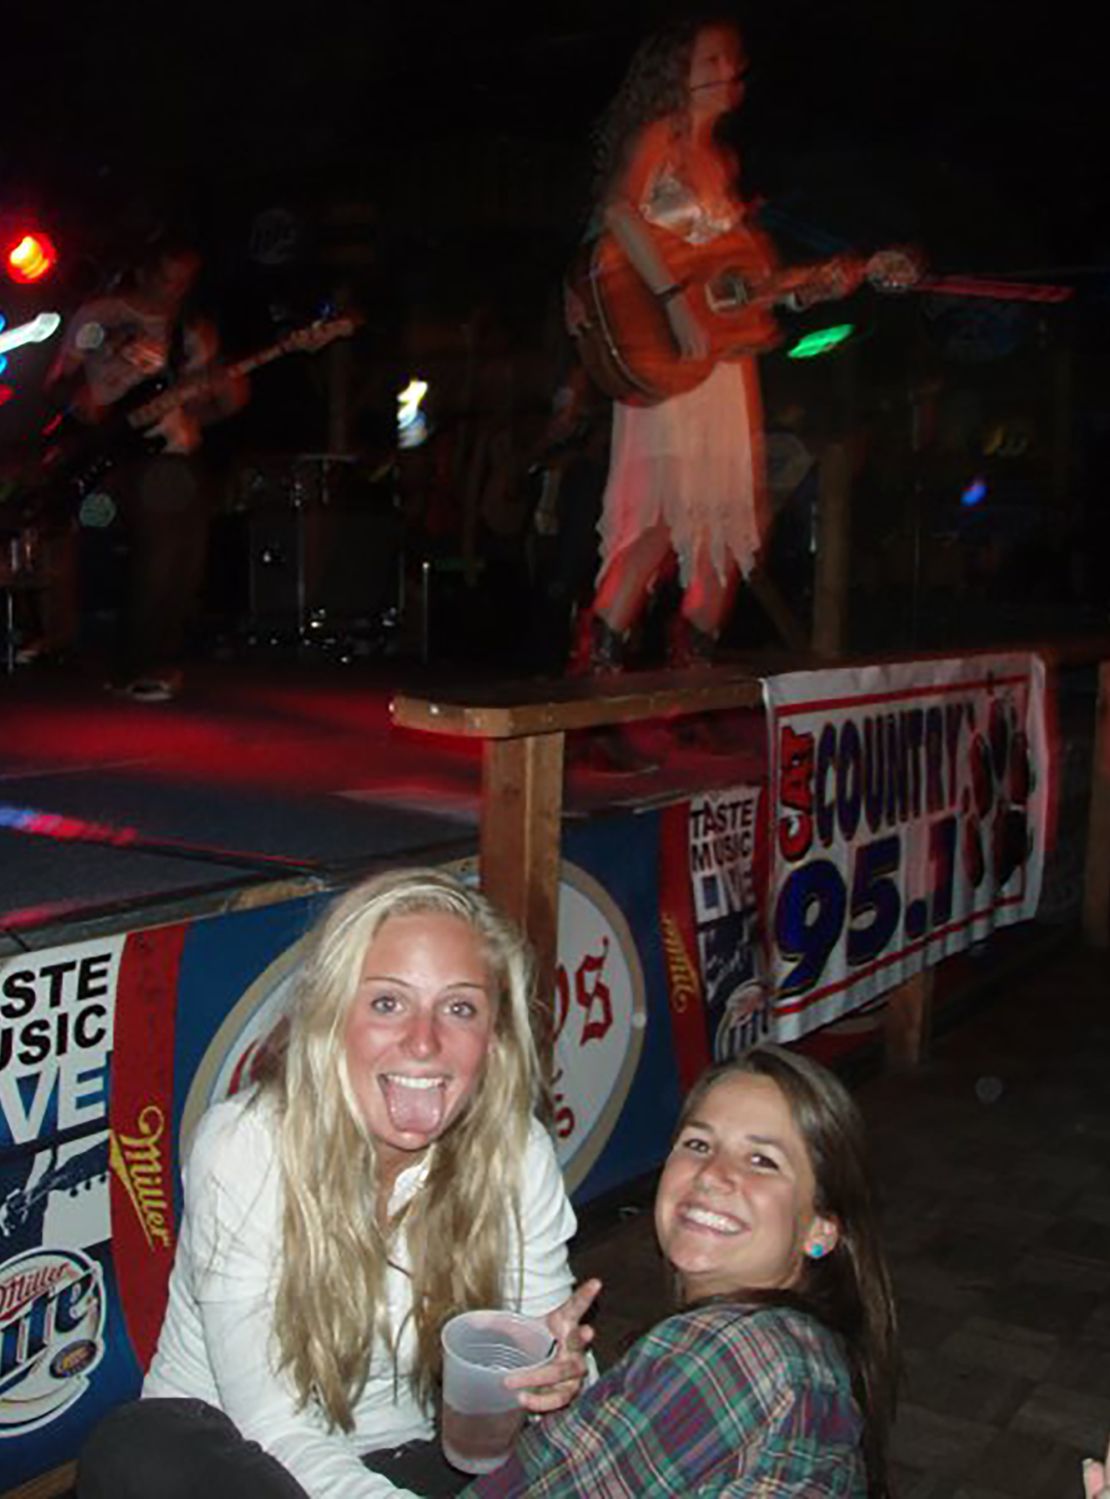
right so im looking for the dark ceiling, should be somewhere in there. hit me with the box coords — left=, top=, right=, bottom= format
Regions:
left=3, top=2, right=1106, bottom=276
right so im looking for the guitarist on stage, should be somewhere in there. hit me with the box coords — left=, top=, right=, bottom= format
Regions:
left=574, top=15, right=801, bottom=687
left=45, top=236, right=247, bottom=701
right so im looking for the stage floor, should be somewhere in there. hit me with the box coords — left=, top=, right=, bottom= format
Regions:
left=0, top=657, right=765, bottom=947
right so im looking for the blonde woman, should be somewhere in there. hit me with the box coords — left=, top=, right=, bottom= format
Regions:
left=79, top=869, right=597, bottom=1499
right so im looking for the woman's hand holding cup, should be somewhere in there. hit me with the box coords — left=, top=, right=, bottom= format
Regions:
left=504, top=1278, right=602, bottom=1415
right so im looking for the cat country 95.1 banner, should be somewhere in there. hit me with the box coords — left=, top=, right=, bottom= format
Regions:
left=764, top=654, right=1048, bottom=1040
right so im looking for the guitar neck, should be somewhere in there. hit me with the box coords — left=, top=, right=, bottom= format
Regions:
left=225, top=340, right=302, bottom=380
left=24, top=1139, right=110, bottom=1213
left=130, top=335, right=319, bottom=427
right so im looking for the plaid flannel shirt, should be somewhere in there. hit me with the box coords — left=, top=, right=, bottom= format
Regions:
left=464, top=1302, right=866, bottom=1497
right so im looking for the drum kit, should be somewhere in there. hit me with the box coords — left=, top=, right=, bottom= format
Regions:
left=232, top=451, right=405, bottom=657
left=1, top=450, right=407, bottom=669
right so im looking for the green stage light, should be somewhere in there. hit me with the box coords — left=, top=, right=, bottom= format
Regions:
left=787, top=323, right=855, bottom=359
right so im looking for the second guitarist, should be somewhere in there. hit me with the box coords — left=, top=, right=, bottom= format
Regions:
left=45, top=236, right=248, bottom=702
left=572, top=17, right=799, bottom=681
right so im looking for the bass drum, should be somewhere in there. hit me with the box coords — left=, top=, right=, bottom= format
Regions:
left=231, top=453, right=402, bottom=638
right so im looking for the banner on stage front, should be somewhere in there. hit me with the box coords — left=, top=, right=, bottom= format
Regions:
left=763, top=653, right=1047, bottom=1040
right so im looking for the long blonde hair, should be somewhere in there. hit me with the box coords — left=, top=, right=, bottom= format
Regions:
left=259, top=867, right=543, bottom=1429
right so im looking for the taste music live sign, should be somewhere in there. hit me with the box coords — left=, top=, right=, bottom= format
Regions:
left=763, top=654, right=1048, bottom=1040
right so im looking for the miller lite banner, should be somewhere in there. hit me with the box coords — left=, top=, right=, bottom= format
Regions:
left=763, top=654, right=1048, bottom=1039
left=0, top=936, right=121, bottom=1468
left=0, top=907, right=326, bottom=1491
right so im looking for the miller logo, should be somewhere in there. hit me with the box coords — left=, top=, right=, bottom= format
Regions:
left=660, top=914, right=702, bottom=1016
left=714, top=978, right=773, bottom=1062
left=0, top=1247, right=105, bottom=1435
left=109, top=1106, right=173, bottom=1252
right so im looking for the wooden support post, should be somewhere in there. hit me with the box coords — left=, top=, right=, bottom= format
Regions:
left=324, top=276, right=355, bottom=457
left=479, top=732, right=566, bottom=1059
left=1051, top=341, right=1073, bottom=514
left=747, top=569, right=809, bottom=654
left=882, top=969, right=933, bottom=1070
left=1082, top=659, right=1110, bottom=947
left=326, top=336, right=352, bottom=456
left=813, top=439, right=852, bottom=660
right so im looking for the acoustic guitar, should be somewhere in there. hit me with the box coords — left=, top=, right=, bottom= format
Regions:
left=566, top=227, right=921, bottom=406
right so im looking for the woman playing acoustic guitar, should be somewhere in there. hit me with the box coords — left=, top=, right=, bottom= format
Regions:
left=575, top=15, right=791, bottom=678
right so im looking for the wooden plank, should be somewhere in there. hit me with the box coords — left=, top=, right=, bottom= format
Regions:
left=392, top=638, right=1110, bottom=741
left=393, top=664, right=768, bottom=739
left=882, top=969, right=934, bottom=1070
left=3, top=1461, right=76, bottom=1499
left=479, top=733, right=566, bottom=1060
left=1083, top=660, right=1110, bottom=948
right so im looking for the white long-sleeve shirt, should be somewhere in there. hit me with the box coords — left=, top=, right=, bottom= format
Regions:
left=144, top=1093, right=577, bottom=1499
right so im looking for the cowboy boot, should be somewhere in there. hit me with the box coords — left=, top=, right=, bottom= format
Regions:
left=590, top=613, right=628, bottom=675
left=667, top=613, right=718, bottom=671
left=568, top=609, right=627, bottom=678
left=567, top=613, right=660, bottom=774
left=665, top=616, right=744, bottom=753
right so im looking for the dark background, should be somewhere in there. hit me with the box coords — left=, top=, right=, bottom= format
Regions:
left=6, top=1, right=1107, bottom=433
left=4, top=1, right=1107, bottom=275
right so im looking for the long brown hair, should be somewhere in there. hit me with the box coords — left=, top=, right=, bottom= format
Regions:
left=593, top=12, right=743, bottom=203
left=676, top=1046, right=899, bottom=1497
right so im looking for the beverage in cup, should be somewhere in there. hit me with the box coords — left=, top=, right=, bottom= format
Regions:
left=440, top=1310, right=556, bottom=1474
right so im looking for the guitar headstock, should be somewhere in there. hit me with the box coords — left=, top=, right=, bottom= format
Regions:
left=282, top=315, right=361, bottom=354
left=864, top=248, right=925, bottom=293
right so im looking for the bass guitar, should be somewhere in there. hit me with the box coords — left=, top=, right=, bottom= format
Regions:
left=39, top=314, right=359, bottom=505
left=566, top=227, right=921, bottom=405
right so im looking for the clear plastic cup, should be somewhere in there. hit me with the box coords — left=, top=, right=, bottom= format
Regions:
left=440, top=1310, right=556, bottom=1474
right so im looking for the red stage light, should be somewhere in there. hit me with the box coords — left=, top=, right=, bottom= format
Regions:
left=6, top=231, right=58, bottom=283
left=0, top=384, right=14, bottom=406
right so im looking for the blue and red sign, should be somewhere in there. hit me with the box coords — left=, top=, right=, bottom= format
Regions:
left=764, top=654, right=1048, bottom=1038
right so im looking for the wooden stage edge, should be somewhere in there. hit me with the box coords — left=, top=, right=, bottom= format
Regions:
left=390, top=637, right=1110, bottom=740
left=393, top=637, right=1110, bottom=1073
